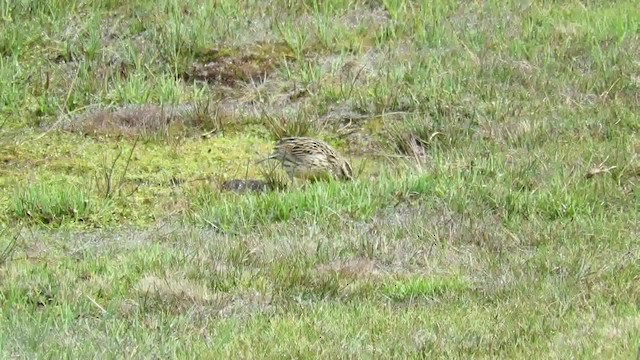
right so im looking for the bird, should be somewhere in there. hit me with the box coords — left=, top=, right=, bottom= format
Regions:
left=256, top=137, right=353, bottom=183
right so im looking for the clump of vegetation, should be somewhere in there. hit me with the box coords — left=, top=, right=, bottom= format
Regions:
left=262, top=111, right=317, bottom=140
left=11, top=181, right=93, bottom=225
left=257, top=159, right=291, bottom=191
left=185, top=42, right=295, bottom=85
left=0, top=227, right=19, bottom=267
left=384, top=114, right=440, bottom=164
left=187, top=99, right=229, bottom=137
left=383, top=111, right=477, bottom=166
left=382, top=275, right=470, bottom=302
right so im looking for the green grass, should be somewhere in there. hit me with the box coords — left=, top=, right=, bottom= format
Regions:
left=382, top=276, right=470, bottom=302
left=11, top=181, right=95, bottom=225
left=187, top=172, right=433, bottom=231
left=0, top=0, right=639, bottom=358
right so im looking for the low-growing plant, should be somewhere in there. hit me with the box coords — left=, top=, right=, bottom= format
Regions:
left=383, top=114, right=443, bottom=164
left=0, top=226, right=20, bottom=267
left=262, top=110, right=316, bottom=140
left=94, top=138, right=139, bottom=199
left=11, top=181, right=93, bottom=225
left=188, top=99, right=228, bottom=136
left=257, top=160, right=290, bottom=191
left=382, top=275, right=470, bottom=302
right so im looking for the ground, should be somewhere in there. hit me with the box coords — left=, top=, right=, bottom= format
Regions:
left=0, top=0, right=639, bottom=358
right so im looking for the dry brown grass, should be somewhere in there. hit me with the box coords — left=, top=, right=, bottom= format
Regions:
left=184, top=42, right=294, bottom=86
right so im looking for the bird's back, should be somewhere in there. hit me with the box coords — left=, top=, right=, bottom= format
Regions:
left=264, top=137, right=352, bottom=182
left=274, top=137, right=340, bottom=163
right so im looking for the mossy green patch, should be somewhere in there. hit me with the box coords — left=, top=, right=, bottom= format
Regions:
left=0, top=131, right=280, bottom=227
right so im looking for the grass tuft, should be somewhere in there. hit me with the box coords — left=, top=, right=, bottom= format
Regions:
left=382, top=276, right=470, bottom=302
left=11, top=181, right=93, bottom=225
left=263, top=111, right=316, bottom=140
left=257, top=160, right=290, bottom=191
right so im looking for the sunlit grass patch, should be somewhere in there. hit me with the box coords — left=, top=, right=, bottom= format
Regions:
left=11, top=181, right=94, bottom=225
left=186, top=173, right=434, bottom=231
left=382, top=276, right=470, bottom=302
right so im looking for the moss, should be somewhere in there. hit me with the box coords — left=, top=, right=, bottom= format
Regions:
left=0, top=131, right=282, bottom=228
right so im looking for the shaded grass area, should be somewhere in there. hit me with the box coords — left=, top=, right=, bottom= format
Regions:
left=0, top=0, right=639, bottom=358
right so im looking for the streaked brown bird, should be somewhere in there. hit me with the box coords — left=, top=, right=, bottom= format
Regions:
left=257, top=137, right=353, bottom=182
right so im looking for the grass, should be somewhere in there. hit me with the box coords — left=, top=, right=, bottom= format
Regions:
left=0, top=0, right=639, bottom=358
left=11, top=180, right=94, bottom=225
left=382, top=276, right=470, bottom=302
left=187, top=172, right=433, bottom=232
